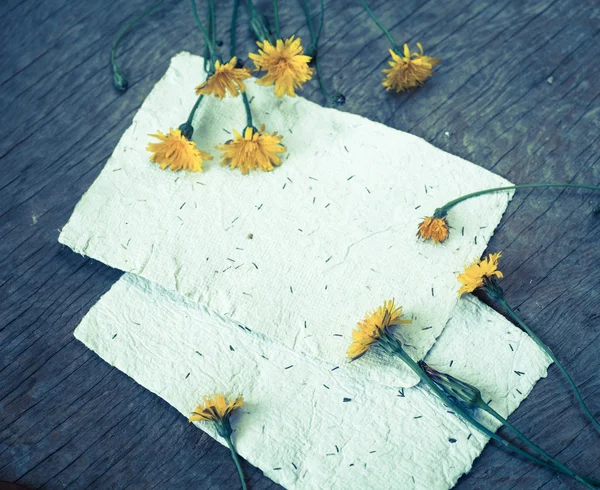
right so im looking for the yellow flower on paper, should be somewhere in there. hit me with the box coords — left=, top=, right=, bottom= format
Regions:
left=217, top=125, right=286, bottom=174
left=189, top=394, right=244, bottom=423
left=458, top=252, right=504, bottom=295
left=382, top=43, right=439, bottom=93
left=146, top=128, right=212, bottom=172
left=417, top=216, right=450, bottom=243
left=249, top=36, right=314, bottom=97
left=347, top=299, right=410, bottom=361
left=195, top=57, right=252, bottom=99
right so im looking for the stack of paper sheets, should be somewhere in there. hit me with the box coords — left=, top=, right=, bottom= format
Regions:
left=61, top=53, right=550, bottom=489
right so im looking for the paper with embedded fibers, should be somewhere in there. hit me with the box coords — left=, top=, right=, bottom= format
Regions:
left=75, top=274, right=549, bottom=490
left=60, top=52, right=513, bottom=387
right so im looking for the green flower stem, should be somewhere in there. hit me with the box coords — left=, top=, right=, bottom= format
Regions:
left=388, top=339, right=595, bottom=485
left=272, top=0, right=281, bottom=38
left=477, top=402, right=598, bottom=489
left=359, top=0, right=401, bottom=53
left=185, top=94, right=204, bottom=127
left=225, top=435, right=248, bottom=490
left=110, top=0, right=165, bottom=90
left=242, top=92, right=253, bottom=129
left=301, top=0, right=331, bottom=101
left=191, top=0, right=218, bottom=63
left=230, top=0, right=240, bottom=58
left=435, top=184, right=600, bottom=218
left=497, top=296, right=600, bottom=434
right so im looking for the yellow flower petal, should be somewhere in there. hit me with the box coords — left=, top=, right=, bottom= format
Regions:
left=382, top=43, right=439, bottom=93
left=249, top=36, right=314, bottom=97
left=417, top=216, right=450, bottom=243
left=217, top=125, right=286, bottom=174
left=457, top=252, right=504, bottom=295
left=195, top=57, right=252, bottom=99
left=146, top=128, right=212, bottom=172
left=346, top=299, right=411, bottom=360
left=189, top=393, right=244, bottom=423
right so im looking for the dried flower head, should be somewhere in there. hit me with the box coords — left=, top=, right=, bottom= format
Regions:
left=147, top=128, right=212, bottom=172
left=347, top=299, right=410, bottom=361
left=457, top=252, right=503, bottom=295
left=189, top=393, right=244, bottom=423
left=417, top=216, right=450, bottom=243
left=249, top=36, right=314, bottom=97
left=195, top=57, right=252, bottom=99
left=382, top=43, right=439, bottom=93
left=217, top=125, right=286, bottom=174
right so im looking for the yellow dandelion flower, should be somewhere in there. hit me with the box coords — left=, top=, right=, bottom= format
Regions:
left=458, top=252, right=504, bottom=296
left=417, top=216, right=450, bottom=243
left=382, top=43, right=439, bottom=93
left=249, top=36, right=314, bottom=97
left=195, top=57, right=252, bottom=99
left=347, top=299, right=411, bottom=361
left=146, top=128, right=212, bottom=172
left=189, top=393, right=244, bottom=424
left=217, top=125, right=286, bottom=174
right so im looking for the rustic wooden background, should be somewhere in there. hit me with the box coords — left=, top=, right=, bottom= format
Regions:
left=1, top=0, right=599, bottom=488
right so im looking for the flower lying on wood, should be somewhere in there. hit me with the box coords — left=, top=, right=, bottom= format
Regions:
left=347, top=300, right=598, bottom=487
left=217, top=124, right=286, bottom=174
left=382, top=44, right=440, bottom=93
left=249, top=36, right=314, bottom=97
left=458, top=252, right=600, bottom=434
left=195, top=57, right=252, bottom=99
left=190, top=393, right=247, bottom=490
left=146, top=128, right=212, bottom=172
left=417, top=184, right=600, bottom=243
left=416, top=216, right=450, bottom=244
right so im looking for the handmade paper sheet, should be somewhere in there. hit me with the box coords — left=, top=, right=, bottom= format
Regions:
left=76, top=274, right=550, bottom=490
left=60, top=52, right=513, bottom=387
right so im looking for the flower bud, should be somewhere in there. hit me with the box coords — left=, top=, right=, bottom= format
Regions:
left=419, top=361, right=484, bottom=409
left=177, top=122, right=195, bottom=141
left=329, top=92, right=346, bottom=107
left=112, top=68, right=128, bottom=92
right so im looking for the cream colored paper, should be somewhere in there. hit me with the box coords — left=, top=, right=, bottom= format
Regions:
left=75, top=274, right=549, bottom=490
left=60, top=52, right=513, bottom=387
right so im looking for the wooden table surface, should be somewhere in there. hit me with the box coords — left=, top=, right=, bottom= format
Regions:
left=1, top=0, right=599, bottom=488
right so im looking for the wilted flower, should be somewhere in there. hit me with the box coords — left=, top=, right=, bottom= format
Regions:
left=147, top=128, right=212, bottom=172
left=249, top=36, right=314, bottom=97
left=417, top=216, right=450, bottom=243
left=217, top=125, right=286, bottom=174
left=195, top=57, right=252, bottom=99
left=382, top=43, right=439, bottom=93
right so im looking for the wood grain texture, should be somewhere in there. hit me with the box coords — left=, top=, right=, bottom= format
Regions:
left=0, top=0, right=598, bottom=488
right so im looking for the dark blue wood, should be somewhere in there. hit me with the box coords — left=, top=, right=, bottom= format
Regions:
left=1, top=0, right=599, bottom=488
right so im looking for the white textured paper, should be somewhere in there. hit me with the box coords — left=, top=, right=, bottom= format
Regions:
left=60, top=52, right=513, bottom=387
left=76, top=274, right=549, bottom=490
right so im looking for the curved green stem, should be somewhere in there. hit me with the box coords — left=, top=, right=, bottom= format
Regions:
left=225, top=435, right=248, bottom=490
left=110, top=0, right=165, bottom=89
left=186, top=94, right=204, bottom=126
left=272, top=0, right=281, bottom=38
left=191, top=0, right=217, bottom=62
left=497, top=298, right=600, bottom=434
left=359, top=0, right=400, bottom=53
left=479, top=403, right=598, bottom=488
left=242, top=92, right=253, bottom=128
left=436, top=184, right=600, bottom=217
left=390, top=343, right=594, bottom=485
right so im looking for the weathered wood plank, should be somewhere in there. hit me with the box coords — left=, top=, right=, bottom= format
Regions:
left=1, top=0, right=598, bottom=488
